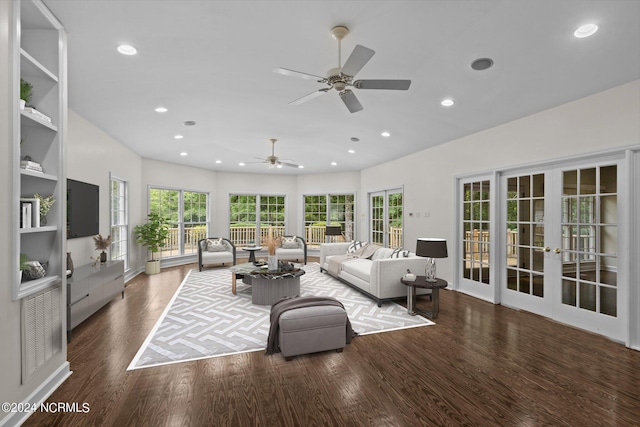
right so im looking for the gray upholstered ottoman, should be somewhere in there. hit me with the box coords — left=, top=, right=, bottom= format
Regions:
left=278, top=305, right=347, bottom=361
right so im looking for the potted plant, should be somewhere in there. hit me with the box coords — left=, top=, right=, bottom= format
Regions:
left=34, top=193, right=55, bottom=226
left=134, top=213, right=169, bottom=275
left=20, top=78, right=33, bottom=110
left=93, top=234, right=112, bottom=263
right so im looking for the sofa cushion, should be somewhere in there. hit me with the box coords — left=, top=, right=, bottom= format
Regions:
left=371, top=248, right=394, bottom=260
left=341, top=259, right=371, bottom=282
left=206, top=238, right=227, bottom=252
left=281, top=236, right=299, bottom=249
left=347, top=241, right=368, bottom=253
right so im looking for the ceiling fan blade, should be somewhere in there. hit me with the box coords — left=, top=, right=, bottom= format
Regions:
left=354, top=79, right=411, bottom=90
left=273, top=67, right=325, bottom=81
left=341, top=45, right=375, bottom=77
left=339, top=90, right=363, bottom=113
left=282, top=162, right=301, bottom=168
left=289, top=88, right=330, bottom=105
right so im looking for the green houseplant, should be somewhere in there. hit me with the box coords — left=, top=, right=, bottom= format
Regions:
left=20, top=78, right=33, bottom=109
left=134, top=213, right=169, bottom=274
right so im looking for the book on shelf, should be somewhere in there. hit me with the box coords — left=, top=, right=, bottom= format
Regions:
left=24, top=107, right=52, bottom=123
left=20, top=160, right=41, bottom=168
left=20, top=164, right=43, bottom=173
left=20, top=198, right=40, bottom=228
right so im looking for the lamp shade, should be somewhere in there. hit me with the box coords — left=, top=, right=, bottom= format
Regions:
left=325, top=226, right=342, bottom=236
left=416, top=238, right=448, bottom=258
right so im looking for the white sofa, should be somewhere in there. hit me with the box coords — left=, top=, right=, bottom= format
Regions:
left=198, top=237, right=236, bottom=271
left=320, top=242, right=431, bottom=306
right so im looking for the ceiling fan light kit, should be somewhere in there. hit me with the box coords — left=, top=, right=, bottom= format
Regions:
left=274, top=25, right=411, bottom=113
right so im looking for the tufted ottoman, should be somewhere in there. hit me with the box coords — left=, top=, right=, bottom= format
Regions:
left=278, top=305, right=347, bottom=361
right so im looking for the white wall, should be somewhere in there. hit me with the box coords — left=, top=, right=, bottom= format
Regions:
left=66, top=110, right=143, bottom=273
left=361, top=80, right=640, bottom=283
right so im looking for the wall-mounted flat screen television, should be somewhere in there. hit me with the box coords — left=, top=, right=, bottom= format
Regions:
left=67, top=178, right=99, bottom=239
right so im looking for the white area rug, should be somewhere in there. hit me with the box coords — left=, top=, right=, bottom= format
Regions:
left=128, top=263, right=433, bottom=370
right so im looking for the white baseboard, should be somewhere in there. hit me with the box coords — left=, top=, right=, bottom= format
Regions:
left=0, top=362, right=72, bottom=427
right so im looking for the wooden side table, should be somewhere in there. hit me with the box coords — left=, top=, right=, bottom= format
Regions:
left=400, top=276, right=448, bottom=319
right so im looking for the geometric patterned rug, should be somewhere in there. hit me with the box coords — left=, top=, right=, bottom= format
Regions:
left=127, top=262, right=433, bottom=370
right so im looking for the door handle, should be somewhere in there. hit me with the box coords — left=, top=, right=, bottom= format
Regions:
left=544, top=247, right=550, bottom=252
left=553, top=248, right=561, bottom=253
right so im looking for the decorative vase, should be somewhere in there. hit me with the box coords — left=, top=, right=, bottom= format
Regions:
left=40, top=215, right=47, bottom=226
left=267, top=255, right=278, bottom=272
left=100, top=251, right=107, bottom=263
left=66, top=252, right=74, bottom=278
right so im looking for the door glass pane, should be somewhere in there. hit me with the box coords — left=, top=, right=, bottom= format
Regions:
left=562, top=279, right=577, bottom=306
left=561, top=165, right=617, bottom=317
left=462, top=179, right=491, bottom=286
left=505, top=173, right=542, bottom=298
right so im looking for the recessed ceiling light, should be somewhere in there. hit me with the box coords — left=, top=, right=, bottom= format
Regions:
left=441, top=98, right=455, bottom=107
left=298, top=165, right=304, bottom=169
left=348, top=149, right=355, bottom=154
left=381, top=131, right=391, bottom=137
left=117, top=44, right=137, bottom=55
left=574, top=23, right=598, bottom=38
left=215, top=160, right=222, bottom=164
left=239, top=162, right=245, bottom=166
left=154, top=107, right=168, bottom=113
left=331, top=162, right=337, bottom=166
left=277, top=164, right=283, bottom=169
left=180, top=152, right=188, bottom=156
left=174, top=135, right=183, bottom=139
left=471, top=58, right=494, bottom=71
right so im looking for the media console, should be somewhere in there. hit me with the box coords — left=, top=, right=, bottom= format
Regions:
left=67, top=260, right=124, bottom=342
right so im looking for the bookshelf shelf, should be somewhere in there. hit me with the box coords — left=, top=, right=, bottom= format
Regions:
left=13, top=0, right=66, bottom=301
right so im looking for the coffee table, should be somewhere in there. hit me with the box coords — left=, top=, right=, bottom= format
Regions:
left=230, top=262, right=305, bottom=305
left=247, top=268, right=305, bottom=305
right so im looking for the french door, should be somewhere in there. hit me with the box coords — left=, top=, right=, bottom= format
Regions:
left=369, top=189, right=403, bottom=248
left=500, top=158, right=625, bottom=340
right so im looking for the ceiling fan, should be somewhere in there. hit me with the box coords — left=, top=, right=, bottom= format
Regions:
left=246, top=139, right=302, bottom=169
left=274, top=25, right=411, bottom=113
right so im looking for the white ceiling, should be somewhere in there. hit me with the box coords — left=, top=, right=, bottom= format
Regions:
left=43, top=0, right=640, bottom=175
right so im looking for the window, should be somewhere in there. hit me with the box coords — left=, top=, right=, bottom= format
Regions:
left=303, top=194, right=355, bottom=248
left=149, top=188, right=209, bottom=258
left=229, top=194, right=286, bottom=246
left=110, top=176, right=129, bottom=269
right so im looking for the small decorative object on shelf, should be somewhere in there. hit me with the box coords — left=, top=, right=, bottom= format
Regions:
left=66, top=252, right=74, bottom=278
left=34, top=193, right=55, bottom=226
left=23, top=260, right=46, bottom=280
left=93, top=234, right=112, bottom=263
left=19, top=253, right=29, bottom=281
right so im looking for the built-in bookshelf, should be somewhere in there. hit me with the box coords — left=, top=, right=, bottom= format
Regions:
left=12, top=0, right=66, bottom=300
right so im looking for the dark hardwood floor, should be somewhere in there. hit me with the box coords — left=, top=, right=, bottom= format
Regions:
left=25, top=260, right=640, bottom=426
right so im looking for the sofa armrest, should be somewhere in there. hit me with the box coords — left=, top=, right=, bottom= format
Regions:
left=319, top=242, right=351, bottom=267
left=369, top=256, right=431, bottom=299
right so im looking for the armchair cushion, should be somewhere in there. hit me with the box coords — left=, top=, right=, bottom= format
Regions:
left=281, top=236, right=299, bottom=249
left=206, top=238, right=228, bottom=252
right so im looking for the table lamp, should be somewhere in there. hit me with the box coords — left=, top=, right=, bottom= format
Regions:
left=325, top=225, right=342, bottom=242
left=416, top=238, right=448, bottom=282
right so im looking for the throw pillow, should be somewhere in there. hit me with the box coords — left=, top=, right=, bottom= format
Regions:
left=206, top=238, right=227, bottom=252
left=347, top=241, right=368, bottom=254
left=281, top=236, right=299, bottom=249
left=390, top=248, right=410, bottom=258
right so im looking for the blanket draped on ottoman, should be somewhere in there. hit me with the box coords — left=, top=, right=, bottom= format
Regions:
left=266, top=296, right=358, bottom=355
